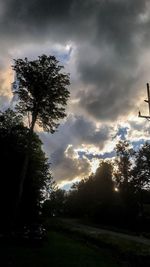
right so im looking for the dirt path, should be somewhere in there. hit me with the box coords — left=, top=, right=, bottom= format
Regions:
left=61, top=219, right=150, bottom=246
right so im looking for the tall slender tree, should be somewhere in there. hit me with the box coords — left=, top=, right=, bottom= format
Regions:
left=114, top=140, right=134, bottom=191
left=132, top=142, right=150, bottom=218
left=114, top=141, right=139, bottom=224
left=12, top=54, right=70, bottom=217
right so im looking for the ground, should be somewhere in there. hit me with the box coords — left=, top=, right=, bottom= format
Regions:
left=1, top=219, right=150, bottom=267
left=0, top=231, right=122, bottom=267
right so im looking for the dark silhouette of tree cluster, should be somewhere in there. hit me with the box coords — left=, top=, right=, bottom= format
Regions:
left=72, top=161, right=114, bottom=220
left=44, top=140, right=150, bottom=232
left=0, top=109, right=54, bottom=230
left=42, top=189, right=66, bottom=218
left=114, top=141, right=150, bottom=223
left=43, top=161, right=116, bottom=222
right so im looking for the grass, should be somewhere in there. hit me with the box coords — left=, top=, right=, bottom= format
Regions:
left=96, top=233, right=150, bottom=255
left=45, top=218, right=150, bottom=266
left=0, top=231, right=121, bottom=267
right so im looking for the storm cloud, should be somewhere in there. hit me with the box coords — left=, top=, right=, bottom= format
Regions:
left=0, top=0, right=149, bottom=120
left=40, top=115, right=112, bottom=155
left=0, top=0, right=150, bottom=185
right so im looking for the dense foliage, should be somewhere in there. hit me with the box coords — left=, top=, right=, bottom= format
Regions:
left=0, top=109, right=53, bottom=230
left=12, top=54, right=70, bottom=133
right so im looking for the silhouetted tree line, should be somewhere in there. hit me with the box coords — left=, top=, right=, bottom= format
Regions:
left=43, top=140, right=150, bottom=232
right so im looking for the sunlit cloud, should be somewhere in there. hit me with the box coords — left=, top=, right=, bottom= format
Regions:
left=58, top=177, right=81, bottom=190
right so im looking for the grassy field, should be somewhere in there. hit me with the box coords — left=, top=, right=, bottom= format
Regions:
left=0, top=231, right=122, bottom=267
left=44, top=218, right=150, bottom=266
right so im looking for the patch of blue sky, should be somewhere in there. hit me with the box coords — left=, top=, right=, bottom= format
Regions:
left=77, top=139, right=150, bottom=165
left=51, top=47, right=72, bottom=65
left=78, top=150, right=115, bottom=160
left=113, top=126, right=129, bottom=140
left=131, top=139, right=150, bottom=151
left=61, top=183, right=72, bottom=191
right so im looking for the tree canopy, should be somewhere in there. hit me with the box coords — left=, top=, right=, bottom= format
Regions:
left=132, top=142, right=150, bottom=190
left=12, top=54, right=70, bottom=133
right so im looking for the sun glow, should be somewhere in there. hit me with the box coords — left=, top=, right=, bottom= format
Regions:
left=0, top=66, right=13, bottom=99
left=114, top=187, right=119, bottom=192
left=90, top=158, right=100, bottom=174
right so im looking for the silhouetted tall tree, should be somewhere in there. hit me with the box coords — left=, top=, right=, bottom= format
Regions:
left=114, top=140, right=134, bottom=191
left=92, top=161, right=114, bottom=221
left=12, top=55, right=70, bottom=215
left=114, top=141, right=138, bottom=225
left=132, top=142, right=150, bottom=218
left=65, top=161, right=115, bottom=221
left=133, top=142, right=150, bottom=190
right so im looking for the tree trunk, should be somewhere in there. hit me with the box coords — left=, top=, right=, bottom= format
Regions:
left=139, top=188, right=144, bottom=218
left=12, top=113, right=37, bottom=228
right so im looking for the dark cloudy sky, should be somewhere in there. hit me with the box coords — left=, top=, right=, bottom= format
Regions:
left=1, top=0, right=150, bottom=188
